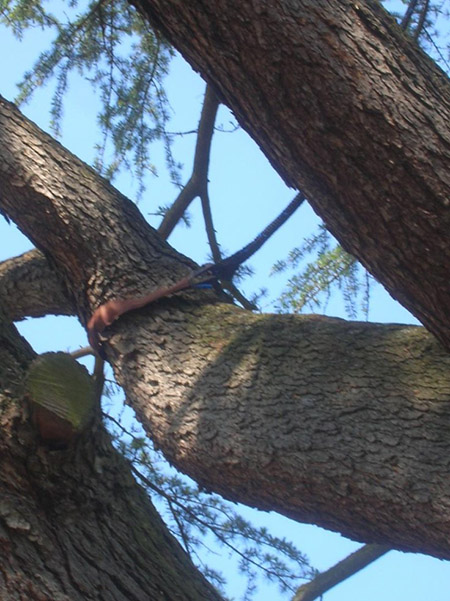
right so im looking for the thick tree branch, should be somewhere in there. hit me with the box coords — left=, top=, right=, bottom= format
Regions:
left=0, top=249, right=75, bottom=320
left=0, top=94, right=197, bottom=327
left=1, top=93, right=449, bottom=558
left=131, top=0, right=450, bottom=348
left=114, top=303, right=450, bottom=560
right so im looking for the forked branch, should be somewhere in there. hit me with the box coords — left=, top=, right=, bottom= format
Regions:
left=158, top=84, right=220, bottom=239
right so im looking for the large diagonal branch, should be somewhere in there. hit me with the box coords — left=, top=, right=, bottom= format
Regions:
left=1, top=95, right=450, bottom=558
left=0, top=249, right=429, bottom=586
left=117, top=303, right=450, bottom=560
left=131, top=0, right=450, bottom=348
left=0, top=94, right=196, bottom=326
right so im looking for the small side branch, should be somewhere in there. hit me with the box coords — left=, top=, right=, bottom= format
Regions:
left=292, top=543, right=390, bottom=601
left=70, top=346, right=94, bottom=359
left=204, top=193, right=306, bottom=310
left=223, top=193, right=306, bottom=274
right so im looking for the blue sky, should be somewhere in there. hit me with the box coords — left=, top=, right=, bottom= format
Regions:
left=0, top=2, right=448, bottom=600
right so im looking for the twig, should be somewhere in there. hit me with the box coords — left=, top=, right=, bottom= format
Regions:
left=198, top=181, right=258, bottom=309
left=221, top=281, right=257, bottom=310
left=210, top=193, right=306, bottom=309
left=70, top=345, right=95, bottom=358
left=131, top=463, right=299, bottom=591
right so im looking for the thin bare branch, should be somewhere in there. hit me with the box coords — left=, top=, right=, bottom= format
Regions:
left=158, top=84, right=220, bottom=239
left=200, top=193, right=306, bottom=310
left=200, top=189, right=222, bottom=264
left=222, top=193, right=306, bottom=274
left=400, top=0, right=420, bottom=30
left=221, top=281, right=257, bottom=310
left=93, top=354, right=106, bottom=407
left=413, top=0, right=430, bottom=41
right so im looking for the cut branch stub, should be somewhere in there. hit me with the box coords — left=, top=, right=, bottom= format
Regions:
left=25, top=352, right=96, bottom=446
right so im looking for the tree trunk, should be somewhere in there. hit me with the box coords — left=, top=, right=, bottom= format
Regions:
left=1, top=95, right=450, bottom=561
left=131, top=0, right=450, bottom=349
left=0, top=315, right=222, bottom=600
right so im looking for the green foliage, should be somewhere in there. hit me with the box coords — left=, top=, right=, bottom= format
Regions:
left=106, top=412, right=316, bottom=599
left=0, top=0, right=179, bottom=195
left=273, top=225, right=372, bottom=319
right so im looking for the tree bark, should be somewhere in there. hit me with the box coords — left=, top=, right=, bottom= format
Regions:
left=0, top=249, right=74, bottom=321
left=0, top=314, right=223, bottom=600
left=131, top=0, right=450, bottom=349
left=1, top=95, right=450, bottom=561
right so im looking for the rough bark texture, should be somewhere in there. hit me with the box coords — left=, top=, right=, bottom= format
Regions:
left=0, top=96, right=197, bottom=325
left=114, top=303, right=450, bottom=559
left=0, top=315, right=223, bottom=600
left=1, top=94, right=450, bottom=561
left=0, top=249, right=74, bottom=321
left=131, top=0, right=450, bottom=349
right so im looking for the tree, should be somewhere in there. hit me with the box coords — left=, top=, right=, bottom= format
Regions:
left=132, top=0, right=450, bottom=346
left=0, top=0, right=449, bottom=599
